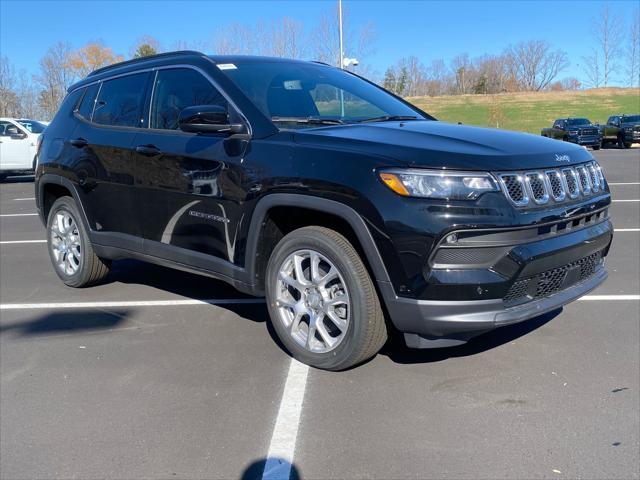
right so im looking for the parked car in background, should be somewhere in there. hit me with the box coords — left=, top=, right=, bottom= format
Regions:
left=598, top=114, right=640, bottom=149
left=541, top=118, right=602, bottom=149
left=0, top=118, right=47, bottom=180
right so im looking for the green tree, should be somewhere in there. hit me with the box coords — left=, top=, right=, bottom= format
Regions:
left=382, top=67, right=396, bottom=92
left=396, top=66, right=408, bottom=96
left=133, top=43, right=158, bottom=58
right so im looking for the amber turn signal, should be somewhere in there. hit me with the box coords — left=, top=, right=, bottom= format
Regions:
left=379, top=172, right=410, bottom=196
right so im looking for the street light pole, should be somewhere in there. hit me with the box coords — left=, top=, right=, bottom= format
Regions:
left=338, top=0, right=344, bottom=69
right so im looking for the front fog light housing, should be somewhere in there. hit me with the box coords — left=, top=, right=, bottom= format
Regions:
left=379, top=169, right=499, bottom=200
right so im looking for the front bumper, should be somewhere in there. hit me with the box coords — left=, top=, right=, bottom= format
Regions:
left=380, top=216, right=613, bottom=348
left=570, top=134, right=601, bottom=147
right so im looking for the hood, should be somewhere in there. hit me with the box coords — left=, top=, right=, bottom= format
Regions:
left=294, top=120, right=593, bottom=170
left=620, top=121, right=640, bottom=128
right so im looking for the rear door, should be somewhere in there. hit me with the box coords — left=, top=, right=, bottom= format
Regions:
left=69, top=73, right=150, bottom=248
left=132, top=67, right=249, bottom=266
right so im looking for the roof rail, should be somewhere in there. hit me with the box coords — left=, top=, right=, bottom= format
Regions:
left=88, top=50, right=204, bottom=77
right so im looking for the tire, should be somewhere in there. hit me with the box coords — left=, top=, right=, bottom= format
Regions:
left=0, top=173, right=6, bottom=182
left=46, top=196, right=110, bottom=287
left=624, top=143, right=632, bottom=149
left=593, top=143, right=601, bottom=150
left=265, top=226, right=387, bottom=370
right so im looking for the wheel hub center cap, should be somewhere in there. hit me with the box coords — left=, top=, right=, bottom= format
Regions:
left=306, top=290, right=322, bottom=309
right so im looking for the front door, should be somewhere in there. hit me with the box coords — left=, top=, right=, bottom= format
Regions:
left=0, top=121, right=31, bottom=170
left=132, top=67, right=250, bottom=268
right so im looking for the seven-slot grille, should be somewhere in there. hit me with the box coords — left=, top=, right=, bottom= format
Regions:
left=498, top=161, right=605, bottom=208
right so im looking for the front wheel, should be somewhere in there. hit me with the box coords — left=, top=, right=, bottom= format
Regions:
left=593, top=143, right=601, bottom=150
left=265, top=226, right=387, bottom=370
left=47, top=196, right=110, bottom=287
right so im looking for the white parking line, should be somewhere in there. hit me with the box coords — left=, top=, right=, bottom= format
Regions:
left=12, top=197, right=35, bottom=201
left=615, top=228, right=640, bottom=232
left=0, top=298, right=266, bottom=310
left=0, top=240, right=46, bottom=244
left=580, top=295, right=640, bottom=301
left=0, top=213, right=38, bottom=217
left=609, top=182, right=640, bottom=185
left=262, top=359, right=309, bottom=480
left=612, top=199, right=640, bottom=202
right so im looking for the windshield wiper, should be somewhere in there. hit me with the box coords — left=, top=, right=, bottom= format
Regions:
left=355, top=115, right=419, bottom=123
left=271, top=116, right=345, bottom=125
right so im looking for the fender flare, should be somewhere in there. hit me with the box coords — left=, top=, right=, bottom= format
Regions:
left=244, top=193, right=391, bottom=288
left=37, top=174, right=92, bottom=234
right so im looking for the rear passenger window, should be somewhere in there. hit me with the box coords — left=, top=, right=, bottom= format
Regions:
left=150, top=69, right=227, bottom=130
left=93, top=73, right=148, bottom=128
left=76, top=83, right=100, bottom=120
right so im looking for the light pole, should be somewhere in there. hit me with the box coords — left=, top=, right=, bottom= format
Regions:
left=338, top=0, right=344, bottom=69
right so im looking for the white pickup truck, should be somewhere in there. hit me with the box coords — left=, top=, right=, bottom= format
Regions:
left=0, top=118, right=48, bottom=180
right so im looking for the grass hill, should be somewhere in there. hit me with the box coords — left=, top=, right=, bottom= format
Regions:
left=407, top=88, right=640, bottom=134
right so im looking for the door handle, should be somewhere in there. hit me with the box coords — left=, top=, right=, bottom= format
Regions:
left=70, top=138, right=88, bottom=148
left=135, top=145, right=162, bottom=157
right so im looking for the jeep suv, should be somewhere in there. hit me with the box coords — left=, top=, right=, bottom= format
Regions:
left=35, top=51, right=613, bottom=370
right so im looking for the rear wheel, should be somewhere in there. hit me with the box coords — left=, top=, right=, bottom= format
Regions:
left=265, top=226, right=387, bottom=370
left=47, top=196, right=110, bottom=287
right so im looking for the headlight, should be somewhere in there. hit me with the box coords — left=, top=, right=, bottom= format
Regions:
left=378, top=169, right=499, bottom=200
left=625, top=127, right=633, bottom=132
left=569, top=130, right=579, bottom=135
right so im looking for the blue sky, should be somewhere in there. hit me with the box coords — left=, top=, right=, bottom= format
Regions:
left=0, top=0, right=637, bottom=85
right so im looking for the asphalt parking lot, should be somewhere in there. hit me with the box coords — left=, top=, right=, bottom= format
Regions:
left=1, top=149, right=639, bottom=480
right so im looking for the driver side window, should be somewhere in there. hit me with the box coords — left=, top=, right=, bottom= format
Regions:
left=150, top=68, right=227, bottom=130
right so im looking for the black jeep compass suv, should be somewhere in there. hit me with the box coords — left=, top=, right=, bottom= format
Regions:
left=35, top=51, right=613, bottom=370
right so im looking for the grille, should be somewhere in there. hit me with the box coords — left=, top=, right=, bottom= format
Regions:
left=503, top=279, right=531, bottom=303
left=580, top=128, right=598, bottom=136
left=501, top=175, right=527, bottom=205
left=575, top=166, right=591, bottom=194
left=499, top=161, right=604, bottom=208
left=504, top=251, right=603, bottom=305
left=562, top=168, right=580, bottom=198
left=587, top=164, right=601, bottom=192
left=526, top=173, right=549, bottom=203
left=546, top=170, right=565, bottom=201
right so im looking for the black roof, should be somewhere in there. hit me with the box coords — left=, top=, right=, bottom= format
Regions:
left=69, top=51, right=326, bottom=92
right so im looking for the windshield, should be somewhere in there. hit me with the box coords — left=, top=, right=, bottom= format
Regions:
left=622, top=115, right=640, bottom=123
left=16, top=119, right=47, bottom=134
left=566, top=118, right=591, bottom=126
left=218, top=61, right=428, bottom=127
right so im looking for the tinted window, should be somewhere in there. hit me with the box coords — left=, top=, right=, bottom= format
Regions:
left=16, top=120, right=47, bottom=133
left=0, top=121, right=13, bottom=136
left=93, top=73, right=148, bottom=127
left=77, top=83, right=100, bottom=120
left=220, top=61, right=424, bottom=127
left=566, top=118, right=591, bottom=126
left=150, top=68, right=227, bottom=130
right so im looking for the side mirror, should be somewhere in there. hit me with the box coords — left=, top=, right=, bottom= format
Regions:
left=178, top=105, right=246, bottom=134
left=7, top=127, right=26, bottom=139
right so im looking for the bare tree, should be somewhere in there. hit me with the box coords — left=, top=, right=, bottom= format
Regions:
left=508, top=40, right=569, bottom=91
left=451, top=53, right=473, bottom=94
left=35, top=42, right=75, bottom=119
left=212, top=23, right=256, bottom=55
left=0, top=56, right=20, bottom=116
left=626, top=9, right=640, bottom=87
left=582, top=48, right=602, bottom=88
left=267, top=17, right=305, bottom=59
left=590, top=4, right=624, bottom=86
left=310, top=5, right=375, bottom=68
